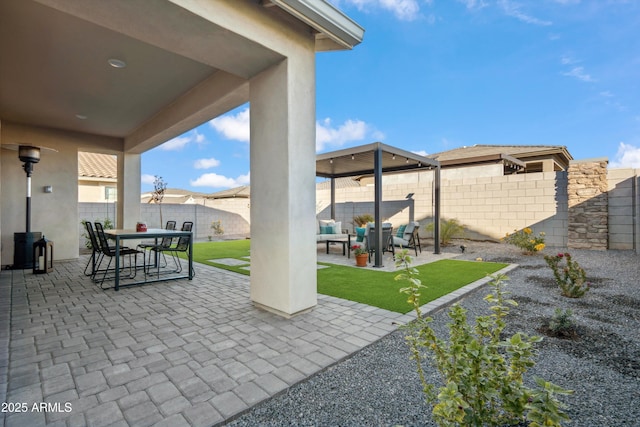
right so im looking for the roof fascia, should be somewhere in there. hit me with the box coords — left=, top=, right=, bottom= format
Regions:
left=269, top=0, right=364, bottom=50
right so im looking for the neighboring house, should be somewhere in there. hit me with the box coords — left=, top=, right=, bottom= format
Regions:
left=78, top=152, right=117, bottom=203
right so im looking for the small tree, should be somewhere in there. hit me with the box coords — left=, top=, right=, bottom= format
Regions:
left=149, top=175, right=167, bottom=226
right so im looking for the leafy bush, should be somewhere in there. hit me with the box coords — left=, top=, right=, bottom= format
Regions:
left=544, top=253, right=589, bottom=298
left=395, top=250, right=572, bottom=426
left=504, top=228, right=545, bottom=254
left=425, top=218, right=465, bottom=246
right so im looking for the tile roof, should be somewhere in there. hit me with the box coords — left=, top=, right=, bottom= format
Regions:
left=78, top=152, right=116, bottom=179
left=429, top=144, right=573, bottom=162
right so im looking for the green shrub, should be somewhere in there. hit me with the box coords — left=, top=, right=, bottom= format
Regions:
left=395, top=250, right=572, bottom=426
left=503, top=228, right=546, bottom=253
left=425, top=218, right=465, bottom=246
left=543, top=253, right=589, bottom=298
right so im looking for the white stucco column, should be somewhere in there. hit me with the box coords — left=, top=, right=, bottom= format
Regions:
left=116, top=153, right=141, bottom=230
left=249, top=56, right=317, bottom=317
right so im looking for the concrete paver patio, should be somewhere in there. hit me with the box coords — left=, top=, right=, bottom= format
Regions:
left=0, top=248, right=513, bottom=426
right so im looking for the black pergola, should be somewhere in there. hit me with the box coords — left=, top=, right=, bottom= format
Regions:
left=316, top=142, right=441, bottom=267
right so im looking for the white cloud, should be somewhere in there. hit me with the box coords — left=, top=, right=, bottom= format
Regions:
left=497, top=0, right=552, bottom=26
left=194, top=158, right=221, bottom=169
left=553, top=0, right=580, bottom=4
left=610, top=142, right=640, bottom=168
left=562, top=66, right=595, bottom=82
left=190, top=172, right=250, bottom=189
left=158, top=130, right=205, bottom=151
left=412, top=150, right=429, bottom=156
left=456, top=0, right=488, bottom=10
left=209, top=108, right=250, bottom=142
left=333, top=0, right=421, bottom=21
left=316, top=118, right=369, bottom=151
left=600, top=91, right=614, bottom=98
left=141, top=174, right=156, bottom=185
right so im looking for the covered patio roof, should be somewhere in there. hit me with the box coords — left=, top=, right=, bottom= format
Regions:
left=316, top=142, right=441, bottom=266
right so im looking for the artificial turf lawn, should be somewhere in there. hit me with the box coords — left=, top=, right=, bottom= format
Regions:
left=316, top=259, right=508, bottom=313
left=186, top=240, right=508, bottom=313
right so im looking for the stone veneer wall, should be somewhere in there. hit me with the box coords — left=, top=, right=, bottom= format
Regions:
left=567, top=159, right=609, bottom=250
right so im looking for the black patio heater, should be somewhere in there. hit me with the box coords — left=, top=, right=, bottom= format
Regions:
left=13, top=145, right=43, bottom=269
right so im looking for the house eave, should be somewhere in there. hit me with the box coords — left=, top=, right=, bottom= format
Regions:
left=269, top=0, right=364, bottom=50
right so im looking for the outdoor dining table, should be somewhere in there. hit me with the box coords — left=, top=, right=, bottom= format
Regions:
left=104, top=228, right=193, bottom=291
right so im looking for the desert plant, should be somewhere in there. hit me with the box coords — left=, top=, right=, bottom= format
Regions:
left=395, top=250, right=572, bottom=426
left=80, top=218, right=113, bottom=249
left=424, top=218, right=465, bottom=246
left=353, top=214, right=374, bottom=228
left=209, top=220, right=224, bottom=241
left=548, top=308, right=576, bottom=338
left=544, top=253, right=589, bottom=298
left=503, top=228, right=546, bottom=254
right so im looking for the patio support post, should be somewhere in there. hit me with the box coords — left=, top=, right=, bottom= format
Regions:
left=331, top=177, right=336, bottom=220
left=116, top=153, right=141, bottom=230
left=433, top=164, right=441, bottom=254
left=249, top=54, right=317, bottom=317
left=373, top=144, right=383, bottom=267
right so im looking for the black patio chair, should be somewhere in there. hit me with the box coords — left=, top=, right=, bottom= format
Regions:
left=147, top=221, right=194, bottom=277
left=93, top=222, right=143, bottom=289
left=83, top=221, right=125, bottom=279
left=137, top=220, right=176, bottom=272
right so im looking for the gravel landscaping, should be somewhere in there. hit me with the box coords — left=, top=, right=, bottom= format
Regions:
left=227, top=241, right=640, bottom=426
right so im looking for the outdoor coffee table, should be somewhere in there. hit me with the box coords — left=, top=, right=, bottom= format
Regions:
left=325, top=235, right=351, bottom=258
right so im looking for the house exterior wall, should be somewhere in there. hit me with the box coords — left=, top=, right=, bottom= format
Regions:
left=1, top=122, right=122, bottom=265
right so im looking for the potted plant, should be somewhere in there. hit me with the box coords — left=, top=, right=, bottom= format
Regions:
left=351, top=244, right=368, bottom=267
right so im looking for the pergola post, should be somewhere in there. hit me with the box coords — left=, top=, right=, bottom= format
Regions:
left=373, top=145, right=383, bottom=267
left=433, top=164, right=441, bottom=254
left=330, top=177, right=336, bottom=220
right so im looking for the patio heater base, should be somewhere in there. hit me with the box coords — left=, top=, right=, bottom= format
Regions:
left=13, top=232, right=42, bottom=269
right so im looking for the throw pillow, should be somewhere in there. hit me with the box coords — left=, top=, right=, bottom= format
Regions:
left=320, top=226, right=332, bottom=234
left=355, top=227, right=365, bottom=242
left=332, top=221, right=342, bottom=234
left=396, top=224, right=407, bottom=237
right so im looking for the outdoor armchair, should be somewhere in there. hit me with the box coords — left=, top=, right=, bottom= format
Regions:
left=392, top=221, right=422, bottom=256
left=363, top=223, right=394, bottom=262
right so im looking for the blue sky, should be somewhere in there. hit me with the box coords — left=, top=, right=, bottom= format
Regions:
left=141, top=0, right=640, bottom=192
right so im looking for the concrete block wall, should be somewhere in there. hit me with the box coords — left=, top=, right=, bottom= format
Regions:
left=608, top=168, right=638, bottom=250
left=317, top=170, right=568, bottom=247
left=79, top=202, right=249, bottom=249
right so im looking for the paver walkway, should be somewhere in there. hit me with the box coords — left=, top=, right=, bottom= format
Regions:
left=0, top=249, right=514, bottom=426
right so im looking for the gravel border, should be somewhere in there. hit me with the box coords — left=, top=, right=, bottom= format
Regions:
left=227, top=241, right=640, bottom=426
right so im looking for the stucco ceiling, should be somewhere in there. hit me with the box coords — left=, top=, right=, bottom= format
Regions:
left=0, top=0, right=289, bottom=145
